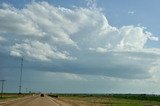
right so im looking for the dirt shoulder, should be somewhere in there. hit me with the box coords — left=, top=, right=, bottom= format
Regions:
left=0, top=94, right=36, bottom=105
left=56, top=97, right=103, bottom=106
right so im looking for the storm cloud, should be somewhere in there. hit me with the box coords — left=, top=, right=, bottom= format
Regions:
left=0, top=1, right=160, bottom=80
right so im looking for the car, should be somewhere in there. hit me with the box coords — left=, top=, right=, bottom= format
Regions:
left=40, top=94, right=44, bottom=97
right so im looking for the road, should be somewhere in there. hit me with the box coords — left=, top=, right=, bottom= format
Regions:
left=0, top=95, right=72, bottom=106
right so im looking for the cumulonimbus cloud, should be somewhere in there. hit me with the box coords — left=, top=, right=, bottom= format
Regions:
left=0, top=1, right=160, bottom=79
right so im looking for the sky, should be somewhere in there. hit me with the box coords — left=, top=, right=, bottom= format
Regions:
left=0, top=0, right=160, bottom=94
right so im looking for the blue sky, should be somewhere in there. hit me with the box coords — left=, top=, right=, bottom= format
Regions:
left=0, top=0, right=160, bottom=94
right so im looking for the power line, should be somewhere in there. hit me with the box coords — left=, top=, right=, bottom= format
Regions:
left=0, top=80, right=6, bottom=98
left=19, top=57, right=23, bottom=94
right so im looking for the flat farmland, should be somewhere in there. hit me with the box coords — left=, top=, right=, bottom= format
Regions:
left=50, top=94, right=160, bottom=106
left=0, top=94, right=23, bottom=101
left=1, top=94, right=160, bottom=106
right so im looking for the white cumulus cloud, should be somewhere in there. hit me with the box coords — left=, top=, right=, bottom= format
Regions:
left=10, top=40, right=74, bottom=61
left=0, top=1, right=160, bottom=80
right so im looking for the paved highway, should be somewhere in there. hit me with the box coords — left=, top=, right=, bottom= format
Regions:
left=0, top=95, right=72, bottom=106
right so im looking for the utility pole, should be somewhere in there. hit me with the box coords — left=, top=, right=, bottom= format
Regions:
left=19, top=57, right=23, bottom=94
left=26, top=88, right=28, bottom=94
left=0, top=80, right=6, bottom=98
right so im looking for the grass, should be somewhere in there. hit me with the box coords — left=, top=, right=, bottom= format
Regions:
left=0, top=96, right=18, bottom=100
left=48, top=94, right=160, bottom=106
left=0, top=93, right=32, bottom=101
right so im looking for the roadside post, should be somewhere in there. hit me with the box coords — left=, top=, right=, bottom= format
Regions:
left=0, top=80, right=6, bottom=98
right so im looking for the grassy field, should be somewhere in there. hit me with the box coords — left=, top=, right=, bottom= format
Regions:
left=1, top=93, right=160, bottom=105
left=0, top=93, right=31, bottom=101
left=49, top=94, right=160, bottom=106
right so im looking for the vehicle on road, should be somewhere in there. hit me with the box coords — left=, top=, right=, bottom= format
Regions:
left=40, top=94, right=44, bottom=97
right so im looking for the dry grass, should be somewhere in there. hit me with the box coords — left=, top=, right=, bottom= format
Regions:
left=58, top=96, right=160, bottom=106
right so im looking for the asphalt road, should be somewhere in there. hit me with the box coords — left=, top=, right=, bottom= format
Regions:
left=0, top=95, right=72, bottom=106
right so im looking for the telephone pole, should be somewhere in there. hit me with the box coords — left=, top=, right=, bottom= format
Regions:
left=19, top=57, right=23, bottom=94
left=0, top=80, right=6, bottom=98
